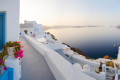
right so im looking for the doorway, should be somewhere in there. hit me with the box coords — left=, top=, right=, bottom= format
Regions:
left=24, top=30, right=28, bottom=35
left=0, top=13, right=5, bottom=50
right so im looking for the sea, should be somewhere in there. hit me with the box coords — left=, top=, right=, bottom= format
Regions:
left=46, top=26, right=120, bottom=59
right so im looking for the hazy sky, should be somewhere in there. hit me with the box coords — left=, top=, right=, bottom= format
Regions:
left=20, top=0, right=120, bottom=26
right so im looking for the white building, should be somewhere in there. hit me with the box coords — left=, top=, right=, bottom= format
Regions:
left=0, top=0, right=19, bottom=50
left=34, top=24, right=43, bottom=34
left=117, top=47, right=120, bottom=64
left=20, top=20, right=43, bottom=36
left=117, top=47, right=120, bottom=68
left=20, top=21, right=35, bottom=36
left=0, top=0, right=21, bottom=80
left=45, top=40, right=62, bottom=50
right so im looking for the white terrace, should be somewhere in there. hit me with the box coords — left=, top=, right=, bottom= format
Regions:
left=20, top=38, right=55, bottom=80
left=23, top=35, right=96, bottom=80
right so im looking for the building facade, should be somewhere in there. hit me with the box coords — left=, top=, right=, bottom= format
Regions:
left=117, top=47, right=120, bottom=65
left=20, top=20, right=43, bottom=36
left=0, top=0, right=20, bottom=50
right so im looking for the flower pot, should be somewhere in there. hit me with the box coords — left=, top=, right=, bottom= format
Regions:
left=99, top=68, right=102, bottom=72
left=7, top=47, right=15, bottom=57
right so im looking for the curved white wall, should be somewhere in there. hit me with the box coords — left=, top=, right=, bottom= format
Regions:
left=25, top=35, right=96, bottom=80
left=46, top=41, right=62, bottom=50
left=71, top=55, right=100, bottom=72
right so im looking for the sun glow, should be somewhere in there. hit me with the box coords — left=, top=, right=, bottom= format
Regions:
left=20, top=0, right=120, bottom=26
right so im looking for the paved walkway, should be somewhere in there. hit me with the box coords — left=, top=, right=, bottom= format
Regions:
left=20, top=38, right=55, bottom=80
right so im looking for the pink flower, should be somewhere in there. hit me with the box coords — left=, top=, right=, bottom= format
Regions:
left=20, top=50, right=24, bottom=53
left=18, top=41, right=21, bottom=43
left=19, top=58, right=21, bottom=60
left=16, top=51, right=20, bottom=55
left=1, top=60, right=3, bottom=64
left=21, top=46, right=23, bottom=48
left=16, top=50, right=24, bottom=59
left=7, top=52, right=8, bottom=55
left=19, top=54, right=23, bottom=58
left=15, top=56, right=18, bottom=58
left=4, top=66, right=7, bottom=70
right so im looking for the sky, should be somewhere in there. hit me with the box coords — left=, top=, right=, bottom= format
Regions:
left=20, top=0, right=120, bottom=26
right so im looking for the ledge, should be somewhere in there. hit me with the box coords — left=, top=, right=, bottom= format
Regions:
left=25, top=35, right=96, bottom=80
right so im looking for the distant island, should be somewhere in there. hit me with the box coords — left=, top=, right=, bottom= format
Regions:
left=42, top=25, right=100, bottom=30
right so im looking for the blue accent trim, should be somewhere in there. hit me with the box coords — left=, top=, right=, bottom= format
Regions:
left=3, top=13, right=5, bottom=45
left=0, top=13, right=5, bottom=50
left=8, top=68, right=14, bottom=80
left=0, top=70, right=8, bottom=80
left=0, top=67, right=14, bottom=80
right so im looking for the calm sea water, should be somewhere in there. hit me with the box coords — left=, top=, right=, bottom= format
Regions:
left=46, top=27, right=120, bottom=59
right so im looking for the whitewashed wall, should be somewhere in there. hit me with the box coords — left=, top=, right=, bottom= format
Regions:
left=20, top=28, right=33, bottom=36
left=33, top=24, right=43, bottom=34
left=45, top=34, right=54, bottom=41
left=46, top=41, right=62, bottom=50
left=117, top=47, right=120, bottom=64
left=20, top=21, right=43, bottom=36
left=71, top=55, right=100, bottom=72
left=25, top=35, right=96, bottom=80
left=0, top=0, right=20, bottom=42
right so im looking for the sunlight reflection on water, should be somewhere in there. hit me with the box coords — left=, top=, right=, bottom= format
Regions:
left=46, top=26, right=120, bottom=59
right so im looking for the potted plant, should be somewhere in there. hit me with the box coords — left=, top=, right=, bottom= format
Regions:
left=3, top=41, right=24, bottom=59
left=99, top=62, right=103, bottom=72
left=0, top=52, right=8, bottom=70
left=0, top=41, right=24, bottom=70
left=99, top=66, right=102, bottom=72
left=5, top=41, right=18, bottom=56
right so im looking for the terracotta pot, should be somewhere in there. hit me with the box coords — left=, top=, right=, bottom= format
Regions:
left=7, top=47, right=15, bottom=56
left=99, top=69, right=102, bottom=72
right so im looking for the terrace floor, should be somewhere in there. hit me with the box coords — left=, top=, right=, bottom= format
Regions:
left=20, top=38, right=55, bottom=80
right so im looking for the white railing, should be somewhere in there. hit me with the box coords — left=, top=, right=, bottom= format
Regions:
left=71, top=54, right=100, bottom=71
left=24, top=35, right=96, bottom=80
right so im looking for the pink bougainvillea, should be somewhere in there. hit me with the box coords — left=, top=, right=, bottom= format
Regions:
left=13, top=41, right=24, bottom=60
left=15, top=48, right=24, bottom=60
left=0, top=41, right=24, bottom=70
left=0, top=60, right=3, bottom=64
left=21, top=46, right=23, bottom=48
left=18, top=41, right=21, bottom=43
left=4, top=66, right=7, bottom=70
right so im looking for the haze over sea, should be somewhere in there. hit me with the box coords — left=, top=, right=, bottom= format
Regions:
left=46, top=26, right=120, bottom=59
